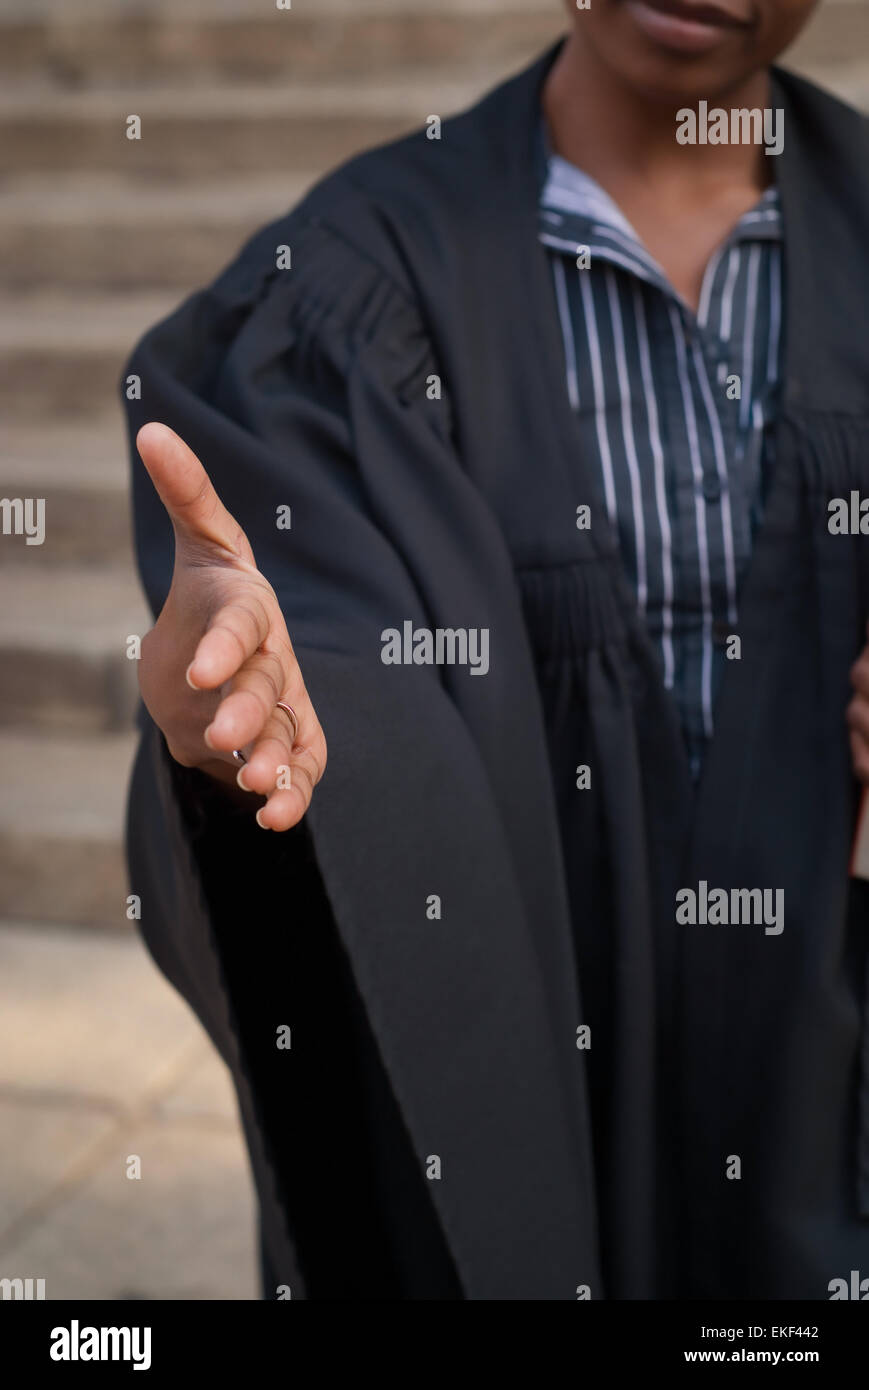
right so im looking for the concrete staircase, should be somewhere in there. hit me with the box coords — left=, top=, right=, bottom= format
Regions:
left=1, top=0, right=865, bottom=929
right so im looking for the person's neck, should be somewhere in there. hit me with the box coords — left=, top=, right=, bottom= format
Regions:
left=542, top=34, right=773, bottom=200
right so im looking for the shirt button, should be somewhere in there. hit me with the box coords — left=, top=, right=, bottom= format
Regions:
left=702, top=476, right=722, bottom=502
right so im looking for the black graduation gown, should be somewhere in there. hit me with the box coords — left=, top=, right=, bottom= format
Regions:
left=123, top=41, right=869, bottom=1300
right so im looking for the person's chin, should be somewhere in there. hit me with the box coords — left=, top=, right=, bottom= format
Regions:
left=600, top=0, right=758, bottom=103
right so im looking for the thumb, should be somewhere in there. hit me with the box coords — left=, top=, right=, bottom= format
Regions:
left=136, top=422, right=250, bottom=560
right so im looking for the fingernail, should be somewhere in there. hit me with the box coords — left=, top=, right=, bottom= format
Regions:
left=203, top=724, right=215, bottom=750
left=236, top=766, right=250, bottom=791
left=255, top=808, right=270, bottom=830
left=185, top=663, right=199, bottom=689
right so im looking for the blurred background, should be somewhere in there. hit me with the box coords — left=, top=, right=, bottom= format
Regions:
left=0, top=0, right=865, bottom=1301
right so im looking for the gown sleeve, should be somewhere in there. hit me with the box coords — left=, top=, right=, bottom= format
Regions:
left=121, top=178, right=604, bottom=1303
left=122, top=195, right=467, bottom=1033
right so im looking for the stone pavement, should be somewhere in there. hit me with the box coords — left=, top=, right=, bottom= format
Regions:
left=0, top=921, right=257, bottom=1300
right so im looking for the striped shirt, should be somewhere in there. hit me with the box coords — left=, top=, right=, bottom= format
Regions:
left=538, top=137, right=784, bottom=777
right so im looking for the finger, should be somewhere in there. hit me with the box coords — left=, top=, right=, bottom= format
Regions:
left=256, top=746, right=324, bottom=831
left=204, top=648, right=286, bottom=750
left=243, top=713, right=326, bottom=825
left=136, top=422, right=252, bottom=560
left=846, top=695, right=869, bottom=743
left=189, top=594, right=271, bottom=691
left=256, top=786, right=309, bottom=832
left=237, top=711, right=299, bottom=797
left=851, top=650, right=869, bottom=697
left=850, top=729, right=869, bottom=784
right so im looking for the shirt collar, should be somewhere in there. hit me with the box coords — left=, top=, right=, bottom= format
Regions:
left=537, top=116, right=783, bottom=288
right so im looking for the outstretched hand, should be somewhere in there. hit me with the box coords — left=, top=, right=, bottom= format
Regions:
left=135, top=422, right=326, bottom=830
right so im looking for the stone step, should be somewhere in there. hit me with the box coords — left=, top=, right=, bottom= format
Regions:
left=3, top=46, right=868, bottom=292
left=0, top=0, right=561, bottom=86
left=792, top=59, right=869, bottom=112
left=788, top=3, right=869, bottom=72
left=0, top=418, right=128, bottom=491
left=0, top=420, right=132, bottom=564
left=0, top=73, right=488, bottom=176
left=0, top=290, right=176, bottom=420
left=0, top=53, right=864, bottom=187
left=0, top=566, right=149, bottom=732
left=0, top=0, right=859, bottom=86
left=0, top=173, right=315, bottom=290
left=0, top=729, right=136, bottom=929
